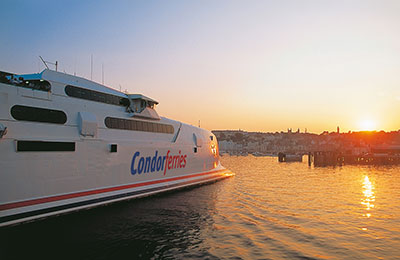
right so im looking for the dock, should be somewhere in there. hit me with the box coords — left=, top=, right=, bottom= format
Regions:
left=308, top=151, right=400, bottom=167
left=278, top=152, right=303, bottom=162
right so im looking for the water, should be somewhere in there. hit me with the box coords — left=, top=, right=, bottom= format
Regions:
left=2, top=156, right=400, bottom=259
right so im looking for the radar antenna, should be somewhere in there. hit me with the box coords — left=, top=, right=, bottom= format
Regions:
left=39, top=56, right=58, bottom=71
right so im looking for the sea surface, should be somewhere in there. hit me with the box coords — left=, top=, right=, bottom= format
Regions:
left=2, top=155, right=400, bottom=259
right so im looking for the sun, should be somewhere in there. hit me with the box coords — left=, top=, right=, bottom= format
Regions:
left=358, top=119, right=377, bottom=131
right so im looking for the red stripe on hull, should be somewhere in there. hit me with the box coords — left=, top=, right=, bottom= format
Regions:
left=0, top=169, right=228, bottom=211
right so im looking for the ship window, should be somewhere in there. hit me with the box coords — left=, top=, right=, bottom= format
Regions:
left=136, top=120, right=143, bottom=131
left=11, top=105, right=67, bottom=124
left=149, top=122, right=155, bottom=132
left=156, top=123, right=162, bottom=133
left=142, top=121, right=148, bottom=132
left=17, top=141, right=75, bottom=152
left=65, top=85, right=129, bottom=107
left=110, top=144, right=117, bottom=153
left=167, top=125, right=174, bottom=133
left=133, top=121, right=139, bottom=131
left=105, top=117, right=174, bottom=134
left=105, top=94, right=113, bottom=104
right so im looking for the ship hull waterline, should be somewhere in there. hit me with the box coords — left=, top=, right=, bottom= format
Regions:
left=0, top=167, right=232, bottom=227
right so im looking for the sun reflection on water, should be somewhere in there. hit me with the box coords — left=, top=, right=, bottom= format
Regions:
left=361, top=175, right=375, bottom=217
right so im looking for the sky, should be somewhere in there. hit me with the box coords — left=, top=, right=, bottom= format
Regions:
left=1, top=0, right=400, bottom=133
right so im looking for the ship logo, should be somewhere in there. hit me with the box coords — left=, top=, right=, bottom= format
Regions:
left=131, top=150, right=187, bottom=176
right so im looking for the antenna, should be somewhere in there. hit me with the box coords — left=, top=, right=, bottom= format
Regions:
left=74, top=57, right=77, bottom=76
left=39, top=56, right=58, bottom=71
left=90, top=54, right=93, bottom=80
left=39, top=56, right=49, bottom=69
left=102, top=63, right=104, bottom=85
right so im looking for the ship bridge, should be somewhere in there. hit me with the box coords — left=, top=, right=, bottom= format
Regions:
left=127, top=94, right=160, bottom=120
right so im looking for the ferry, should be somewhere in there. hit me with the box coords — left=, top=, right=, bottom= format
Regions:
left=0, top=69, right=233, bottom=227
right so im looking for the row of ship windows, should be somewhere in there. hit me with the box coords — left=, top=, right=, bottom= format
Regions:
left=10, top=105, right=174, bottom=134
left=11, top=105, right=67, bottom=124
left=105, top=117, right=174, bottom=134
left=64, top=85, right=130, bottom=107
left=3, top=76, right=130, bottom=107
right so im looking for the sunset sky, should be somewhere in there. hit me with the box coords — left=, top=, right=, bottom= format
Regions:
left=1, top=0, right=399, bottom=133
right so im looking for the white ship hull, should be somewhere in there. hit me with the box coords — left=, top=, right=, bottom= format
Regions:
left=0, top=69, right=233, bottom=227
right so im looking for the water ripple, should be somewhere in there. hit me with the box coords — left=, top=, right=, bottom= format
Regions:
left=2, top=156, right=400, bottom=259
